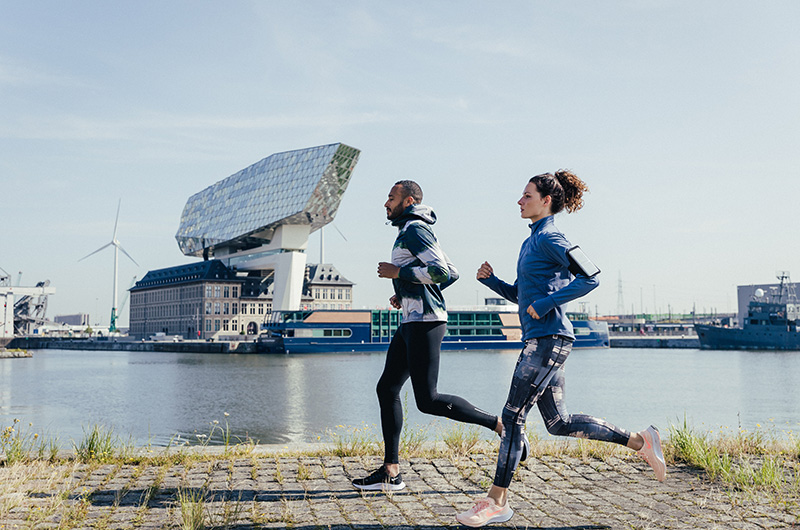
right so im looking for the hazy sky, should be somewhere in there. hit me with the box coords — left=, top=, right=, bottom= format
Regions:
left=3, top=1, right=799, bottom=328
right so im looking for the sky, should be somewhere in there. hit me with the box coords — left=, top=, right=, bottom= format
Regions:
left=2, top=1, right=799, bottom=328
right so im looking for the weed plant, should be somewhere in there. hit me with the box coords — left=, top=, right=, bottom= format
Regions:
left=73, top=423, right=131, bottom=463
left=1, top=419, right=59, bottom=465
left=668, top=416, right=800, bottom=505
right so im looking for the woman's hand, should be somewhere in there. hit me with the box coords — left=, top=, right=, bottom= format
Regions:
left=526, top=304, right=540, bottom=319
left=476, top=261, right=494, bottom=280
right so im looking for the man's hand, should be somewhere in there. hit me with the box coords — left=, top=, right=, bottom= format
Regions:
left=476, top=261, right=494, bottom=280
left=378, top=262, right=400, bottom=279
left=526, top=305, right=540, bottom=319
left=389, top=295, right=401, bottom=309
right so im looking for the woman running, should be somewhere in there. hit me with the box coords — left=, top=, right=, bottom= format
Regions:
left=456, top=170, right=666, bottom=527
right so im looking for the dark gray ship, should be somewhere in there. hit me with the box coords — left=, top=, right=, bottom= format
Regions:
left=695, top=272, right=800, bottom=350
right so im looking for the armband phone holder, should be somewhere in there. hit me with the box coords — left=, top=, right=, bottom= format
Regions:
left=566, top=245, right=600, bottom=278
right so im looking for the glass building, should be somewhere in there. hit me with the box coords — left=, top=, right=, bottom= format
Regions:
left=174, top=143, right=361, bottom=311
left=176, top=143, right=360, bottom=258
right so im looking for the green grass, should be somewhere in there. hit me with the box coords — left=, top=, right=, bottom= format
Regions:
left=3, top=415, right=800, bottom=510
left=667, top=416, right=800, bottom=505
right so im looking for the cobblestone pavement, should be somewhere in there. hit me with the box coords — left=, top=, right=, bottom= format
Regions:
left=1, top=448, right=798, bottom=529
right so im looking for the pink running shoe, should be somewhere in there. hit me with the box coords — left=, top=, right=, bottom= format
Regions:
left=456, top=497, right=513, bottom=527
left=638, top=425, right=666, bottom=482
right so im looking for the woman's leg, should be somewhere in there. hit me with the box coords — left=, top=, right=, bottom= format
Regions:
left=404, top=321, right=498, bottom=430
left=537, top=366, right=631, bottom=445
left=493, top=336, right=571, bottom=493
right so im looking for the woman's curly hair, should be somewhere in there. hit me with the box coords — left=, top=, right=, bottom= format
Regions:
left=529, top=169, right=588, bottom=214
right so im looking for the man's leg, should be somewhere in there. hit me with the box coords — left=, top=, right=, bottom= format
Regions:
left=405, top=321, right=497, bottom=429
left=376, top=327, right=411, bottom=465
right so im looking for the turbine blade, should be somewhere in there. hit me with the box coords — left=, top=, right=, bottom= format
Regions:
left=79, top=242, right=113, bottom=261
left=116, top=243, right=139, bottom=267
left=333, top=223, right=348, bottom=242
left=112, top=199, right=121, bottom=239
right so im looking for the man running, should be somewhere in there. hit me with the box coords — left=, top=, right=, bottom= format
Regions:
left=352, top=180, right=502, bottom=491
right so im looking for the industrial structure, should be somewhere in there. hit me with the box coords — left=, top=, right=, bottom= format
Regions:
left=0, top=268, right=56, bottom=345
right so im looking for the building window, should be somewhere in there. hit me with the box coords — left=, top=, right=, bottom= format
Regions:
left=232, top=286, right=238, bottom=298
left=232, top=303, right=238, bottom=315
left=205, top=302, right=212, bottom=315
left=223, top=303, right=229, bottom=315
left=322, top=289, right=328, bottom=300
left=250, top=304, right=256, bottom=315
left=232, top=320, right=238, bottom=331
left=205, top=285, right=213, bottom=298
left=224, top=286, right=230, bottom=298
left=258, top=304, right=264, bottom=315
left=346, top=290, right=350, bottom=300
left=241, top=303, right=247, bottom=314
left=223, top=319, right=229, bottom=331
left=214, top=286, right=221, bottom=298
left=214, top=303, right=221, bottom=314
left=214, top=319, right=220, bottom=331
left=338, top=289, right=343, bottom=300
left=314, top=289, right=320, bottom=299
left=205, top=319, right=212, bottom=331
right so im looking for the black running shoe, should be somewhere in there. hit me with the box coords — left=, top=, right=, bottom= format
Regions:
left=352, top=465, right=406, bottom=491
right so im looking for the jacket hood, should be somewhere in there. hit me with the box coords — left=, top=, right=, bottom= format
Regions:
left=391, top=204, right=437, bottom=227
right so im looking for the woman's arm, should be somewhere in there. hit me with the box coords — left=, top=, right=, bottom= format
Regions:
left=530, top=233, right=599, bottom=317
left=477, top=261, right=519, bottom=304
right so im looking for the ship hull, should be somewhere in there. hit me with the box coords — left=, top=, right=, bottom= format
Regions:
left=261, top=310, right=609, bottom=354
left=694, top=324, right=800, bottom=351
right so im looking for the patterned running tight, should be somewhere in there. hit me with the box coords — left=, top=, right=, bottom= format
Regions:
left=494, top=335, right=631, bottom=488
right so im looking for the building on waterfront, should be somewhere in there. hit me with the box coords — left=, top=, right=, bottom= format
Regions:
left=175, top=143, right=360, bottom=312
left=54, top=313, right=90, bottom=327
left=303, top=263, right=354, bottom=310
left=129, top=260, right=353, bottom=339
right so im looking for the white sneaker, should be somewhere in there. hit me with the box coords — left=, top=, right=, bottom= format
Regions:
left=638, top=425, right=666, bottom=482
left=456, top=497, right=513, bottom=527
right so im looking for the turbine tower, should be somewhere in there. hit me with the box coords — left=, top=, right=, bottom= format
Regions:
left=80, top=199, right=139, bottom=333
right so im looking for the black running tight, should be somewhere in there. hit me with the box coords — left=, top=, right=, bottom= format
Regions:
left=377, top=321, right=498, bottom=464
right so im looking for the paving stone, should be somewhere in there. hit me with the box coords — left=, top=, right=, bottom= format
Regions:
left=2, top=449, right=800, bottom=529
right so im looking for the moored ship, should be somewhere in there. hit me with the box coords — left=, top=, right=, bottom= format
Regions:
left=695, top=272, right=800, bottom=350
left=259, top=308, right=609, bottom=354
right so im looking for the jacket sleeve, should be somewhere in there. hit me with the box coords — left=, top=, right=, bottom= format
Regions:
left=439, top=252, right=459, bottom=290
left=530, top=233, right=599, bottom=317
left=396, top=223, right=454, bottom=285
left=478, top=274, right=519, bottom=304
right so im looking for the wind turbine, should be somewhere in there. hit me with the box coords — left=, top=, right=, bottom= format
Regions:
left=79, top=199, right=139, bottom=333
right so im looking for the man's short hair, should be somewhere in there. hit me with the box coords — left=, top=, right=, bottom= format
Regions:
left=394, top=180, right=423, bottom=203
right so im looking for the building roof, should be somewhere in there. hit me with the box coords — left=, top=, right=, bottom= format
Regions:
left=130, top=260, right=239, bottom=291
left=175, top=143, right=360, bottom=257
left=306, top=263, right=355, bottom=287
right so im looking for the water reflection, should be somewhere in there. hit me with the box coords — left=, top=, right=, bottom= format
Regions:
left=0, top=348, right=798, bottom=447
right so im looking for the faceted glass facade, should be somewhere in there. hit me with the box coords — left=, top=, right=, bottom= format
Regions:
left=175, top=143, right=360, bottom=257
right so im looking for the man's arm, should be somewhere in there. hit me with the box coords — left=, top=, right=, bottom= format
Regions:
left=396, top=223, right=452, bottom=284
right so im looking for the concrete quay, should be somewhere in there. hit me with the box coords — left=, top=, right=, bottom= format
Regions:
left=1, top=447, right=797, bottom=529
left=610, top=336, right=700, bottom=349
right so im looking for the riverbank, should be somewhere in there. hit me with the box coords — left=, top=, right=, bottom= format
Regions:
left=0, top=348, right=31, bottom=358
left=2, top=441, right=797, bottom=529
left=6, top=336, right=258, bottom=354
left=7, top=335, right=703, bottom=353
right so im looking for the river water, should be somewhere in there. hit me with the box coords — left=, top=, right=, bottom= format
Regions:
left=1, top=348, right=798, bottom=447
